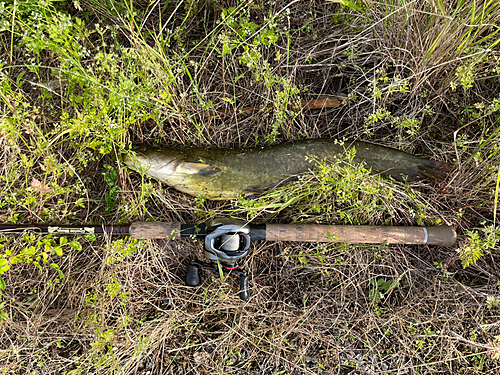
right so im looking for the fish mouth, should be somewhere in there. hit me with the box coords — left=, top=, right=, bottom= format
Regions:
left=124, top=148, right=184, bottom=179
left=123, top=150, right=150, bottom=171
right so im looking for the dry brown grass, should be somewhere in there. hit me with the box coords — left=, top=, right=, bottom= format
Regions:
left=0, top=0, right=500, bottom=374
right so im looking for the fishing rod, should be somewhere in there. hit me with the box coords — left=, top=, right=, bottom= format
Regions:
left=0, top=220, right=457, bottom=300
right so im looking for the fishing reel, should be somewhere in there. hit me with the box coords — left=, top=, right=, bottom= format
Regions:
left=185, top=220, right=251, bottom=300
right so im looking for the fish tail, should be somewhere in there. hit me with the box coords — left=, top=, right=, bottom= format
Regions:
left=413, top=159, right=453, bottom=181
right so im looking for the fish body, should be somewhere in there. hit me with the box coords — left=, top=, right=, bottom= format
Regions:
left=124, top=139, right=451, bottom=199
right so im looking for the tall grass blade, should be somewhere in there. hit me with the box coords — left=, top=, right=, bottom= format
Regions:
left=494, top=165, right=500, bottom=228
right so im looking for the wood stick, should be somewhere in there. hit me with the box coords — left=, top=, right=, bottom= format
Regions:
left=216, top=95, right=346, bottom=116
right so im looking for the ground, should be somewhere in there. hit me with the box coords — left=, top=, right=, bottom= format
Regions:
left=0, top=0, right=500, bottom=374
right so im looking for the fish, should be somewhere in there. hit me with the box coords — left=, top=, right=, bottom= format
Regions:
left=124, top=139, right=452, bottom=200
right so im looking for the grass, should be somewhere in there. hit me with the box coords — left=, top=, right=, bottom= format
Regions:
left=0, top=0, right=500, bottom=374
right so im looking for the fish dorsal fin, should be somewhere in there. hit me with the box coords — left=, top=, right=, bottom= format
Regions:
left=178, top=162, right=220, bottom=176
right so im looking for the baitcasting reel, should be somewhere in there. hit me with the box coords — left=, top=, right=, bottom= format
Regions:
left=185, top=220, right=252, bottom=300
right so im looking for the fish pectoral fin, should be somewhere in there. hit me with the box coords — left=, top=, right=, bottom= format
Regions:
left=241, top=186, right=268, bottom=199
left=184, top=162, right=220, bottom=176
left=241, top=178, right=294, bottom=199
left=242, top=192, right=262, bottom=199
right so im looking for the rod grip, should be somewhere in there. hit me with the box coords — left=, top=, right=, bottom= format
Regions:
left=130, top=222, right=182, bottom=239
left=264, top=225, right=456, bottom=246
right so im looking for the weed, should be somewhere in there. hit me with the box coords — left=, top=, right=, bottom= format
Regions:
left=105, top=238, right=141, bottom=266
left=0, top=0, right=499, bottom=373
left=368, top=278, right=395, bottom=315
left=487, top=296, right=500, bottom=309
left=458, top=225, right=499, bottom=268
left=103, top=164, right=119, bottom=215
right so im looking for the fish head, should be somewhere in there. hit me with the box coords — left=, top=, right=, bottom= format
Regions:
left=124, top=148, right=182, bottom=180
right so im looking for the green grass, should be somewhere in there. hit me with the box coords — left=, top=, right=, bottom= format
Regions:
left=0, top=0, right=499, bottom=374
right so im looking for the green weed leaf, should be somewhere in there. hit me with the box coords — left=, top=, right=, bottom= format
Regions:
left=105, top=193, right=115, bottom=214
left=54, top=247, right=63, bottom=256
left=110, top=185, right=120, bottom=196
left=103, top=165, right=119, bottom=187
left=50, top=263, right=64, bottom=279
left=68, top=241, right=82, bottom=251
left=326, top=0, right=366, bottom=13
left=0, top=277, right=5, bottom=289
left=0, top=259, right=10, bottom=275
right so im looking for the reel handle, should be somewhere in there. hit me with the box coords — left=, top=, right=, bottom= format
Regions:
left=185, top=261, right=249, bottom=301
left=186, top=262, right=200, bottom=287
left=239, top=271, right=249, bottom=301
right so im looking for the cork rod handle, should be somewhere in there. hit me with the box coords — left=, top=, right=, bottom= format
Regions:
left=130, top=222, right=182, bottom=239
left=264, top=225, right=456, bottom=247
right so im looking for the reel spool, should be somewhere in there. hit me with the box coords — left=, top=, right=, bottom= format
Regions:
left=204, top=224, right=251, bottom=267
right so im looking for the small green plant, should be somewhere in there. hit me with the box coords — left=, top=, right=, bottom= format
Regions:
left=391, top=116, right=421, bottom=137
left=458, top=225, right=499, bottom=268
left=0, top=234, right=82, bottom=295
left=105, top=238, right=141, bottom=265
left=103, top=165, right=120, bottom=215
left=433, top=262, right=452, bottom=278
left=343, top=44, right=358, bottom=61
left=297, top=251, right=309, bottom=267
left=450, top=51, right=491, bottom=91
left=3, top=236, right=66, bottom=272
left=487, top=296, right=500, bottom=309
left=218, top=4, right=301, bottom=144
left=369, top=278, right=393, bottom=304
left=364, top=108, right=391, bottom=126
